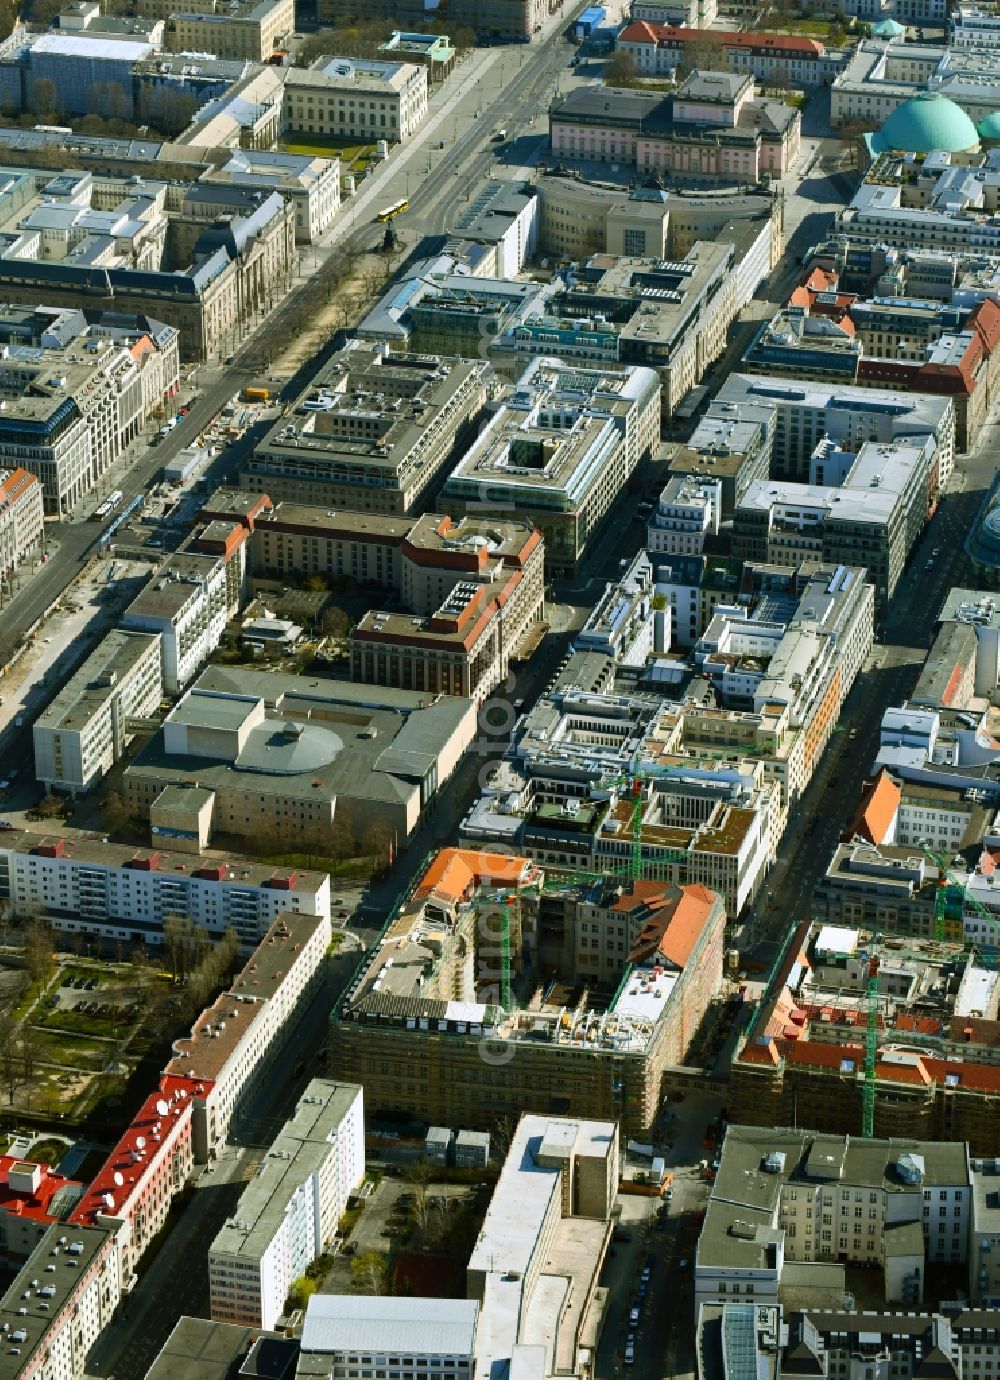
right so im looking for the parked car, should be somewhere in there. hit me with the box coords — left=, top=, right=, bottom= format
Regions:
left=630, top=1308, right=640, bottom=1326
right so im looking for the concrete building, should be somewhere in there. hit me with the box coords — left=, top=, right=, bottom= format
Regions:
left=164, top=909, right=332, bottom=1162
left=549, top=75, right=801, bottom=185
left=491, top=244, right=738, bottom=418
left=377, top=31, right=456, bottom=82
left=123, top=666, right=478, bottom=850
left=466, top=1114, right=617, bottom=1379
left=716, top=372, right=956, bottom=492
left=203, top=150, right=341, bottom=244
left=143, top=1318, right=297, bottom=1380
left=575, top=548, right=661, bottom=668
left=329, top=848, right=726, bottom=1135
left=695, top=1126, right=972, bottom=1313
left=32, top=629, right=163, bottom=795
left=0, top=1224, right=121, bottom=1380
left=283, top=57, right=427, bottom=143
left=971, top=1156, right=1000, bottom=1306
left=244, top=343, right=489, bottom=514
left=745, top=266, right=1000, bottom=452
left=0, top=1158, right=85, bottom=1267
left=350, top=516, right=544, bottom=701
left=67, top=1074, right=198, bottom=1290
left=667, top=400, right=775, bottom=520
left=733, top=439, right=934, bottom=606
left=0, top=825, right=329, bottom=947
left=298, top=1299, right=479, bottom=1380
left=631, top=0, right=718, bottom=27
left=441, top=357, right=660, bottom=572
left=831, top=39, right=1000, bottom=132
left=0, top=466, right=42, bottom=582
left=209, top=1080, right=364, bottom=1329
left=357, top=254, right=552, bottom=357
left=122, top=551, right=234, bottom=694
left=449, top=180, right=539, bottom=279
left=160, top=0, right=294, bottom=61
left=647, top=474, right=721, bottom=555
left=534, top=177, right=782, bottom=303
left=616, top=22, right=844, bottom=86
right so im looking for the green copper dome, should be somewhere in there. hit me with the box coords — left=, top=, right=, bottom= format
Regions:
left=979, top=111, right=1000, bottom=142
left=872, top=18, right=905, bottom=37
left=876, top=92, right=980, bottom=154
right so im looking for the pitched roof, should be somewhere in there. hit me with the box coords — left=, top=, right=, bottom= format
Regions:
left=413, top=847, right=534, bottom=906
left=854, top=769, right=901, bottom=845
left=627, top=883, right=719, bottom=966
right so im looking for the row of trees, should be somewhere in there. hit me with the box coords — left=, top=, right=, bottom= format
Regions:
left=294, top=19, right=477, bottom=68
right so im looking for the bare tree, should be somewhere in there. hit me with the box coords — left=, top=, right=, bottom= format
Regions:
left=350, top=1250, right=389, bottom=1295
left=24, top=919, right=54, bottom=990
left=606, top=50, right=637, bottom=87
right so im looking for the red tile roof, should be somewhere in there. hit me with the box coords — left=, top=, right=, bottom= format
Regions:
left=628, top=883, right=720, bottom=967
left=846, top=769, right=900, bottom=845
left=618, top=20, right=824, bottom=53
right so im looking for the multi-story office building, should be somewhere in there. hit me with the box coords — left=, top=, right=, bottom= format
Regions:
left=203, top=151, right=341, bottom=244
left=490, top=245, right=737, bottom=417
left=350, top=516, right=544, bottom=701
left=299, top=1299, right=479, bottom=1380
left=245, top=344, right=489, bottom=514
left=631, top=0, right=718, bottom=26
left=0, top=466, right=42, bottom=580
left=358, top=256, right=551, bottom=356
left=971, top=1156, right=1000, bottom=1306
left=695, top=1126, right=972, bottom=1313
left=647, top=474, right=721, bottom=555
left=744, top=270, right=1000, bottom=451
left=831, top=38, right=1000, bottom=130
left=209, top=1081, right=364, bottom=1329
left=716, top=373, right=956, bottom=491
left=733, top=439, right=934, bottom=606
left=441, top=357, right=660, bottom=572
left=0, top=826, right=330, bottom=948
left=122, top=551, right=234, bottom=694
left=32, top=630, right=163, bottom=795
left=284, top=57, right=427, bottom=143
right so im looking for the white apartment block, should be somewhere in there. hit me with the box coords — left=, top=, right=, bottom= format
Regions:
left=298, top=1298, right=479, bottom=1380
left=122, top=552, right=231, bottom=693
left=695, top=1128, right=972, bottom=1316
left=893, top=785, right=975, bottom=851
left=284, top=58, right=428, bottom=143
left=647, top=475, right=721, bottom=555
left=0, top=466, right=43, bottom=580
left=0, top=828, right=331, bottom=950
left=0, top=1225, right=121, bottom=1380
left=951, top=5, right=1000, bottom=46
left=33, top=629, right=163, bottom=795
left=165, top=910, right=332, bottom=1162
left=209, top=1080, right=364, bottom=1329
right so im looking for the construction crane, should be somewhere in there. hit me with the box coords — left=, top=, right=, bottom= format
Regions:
left=919, top=843, right=1000, bottom=951
left=862, top=950, right=880, bottom=1139
left=596, top=768, right=692, bottom=884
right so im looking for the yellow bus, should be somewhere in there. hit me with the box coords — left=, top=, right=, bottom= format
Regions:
left=376, top=198, right=408, bottom=222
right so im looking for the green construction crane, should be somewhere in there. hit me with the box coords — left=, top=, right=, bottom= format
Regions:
left=500, top=895, right=514, bottom=1011
left=920, top=844, right=1000, bottom=946
left=862, top=951, right=879, bottom=1138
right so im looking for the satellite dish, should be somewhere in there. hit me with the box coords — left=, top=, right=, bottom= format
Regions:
left=135, top=1137, right=145, bottom=1149
left=103, top=1193, right=115, bottom=1210
left=112, top=1171, right=124, bottom=1187
left=155, top=1099, right=169, bottom=1117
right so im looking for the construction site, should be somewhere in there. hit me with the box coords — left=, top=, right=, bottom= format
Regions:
left=731, top=916, right=1000, bottom=1154
left=328, top=847, right=728, bottom=1136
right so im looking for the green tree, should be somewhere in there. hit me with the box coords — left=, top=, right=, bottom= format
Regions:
left=285, top=1275, right=317, bottom=1311
left=350, top=1250, right=388, bottom=1295
left=24, top=918, right=54, bottom=989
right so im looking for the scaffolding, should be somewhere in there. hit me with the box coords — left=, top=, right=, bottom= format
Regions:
left=863, top=951, right=879, bottom=1139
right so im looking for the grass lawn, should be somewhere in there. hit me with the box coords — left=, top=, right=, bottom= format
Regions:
left=282, top=138, right=371, bottom=160
left=31, top=1029, right=119, bottom=1072
left=26, top=1137, right=69, bottom=1166
left=39, top=1007, right=131, bottom=1038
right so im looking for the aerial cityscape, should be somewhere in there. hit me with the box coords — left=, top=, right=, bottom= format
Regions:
left=0, top=0, right=997, bottom=1374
